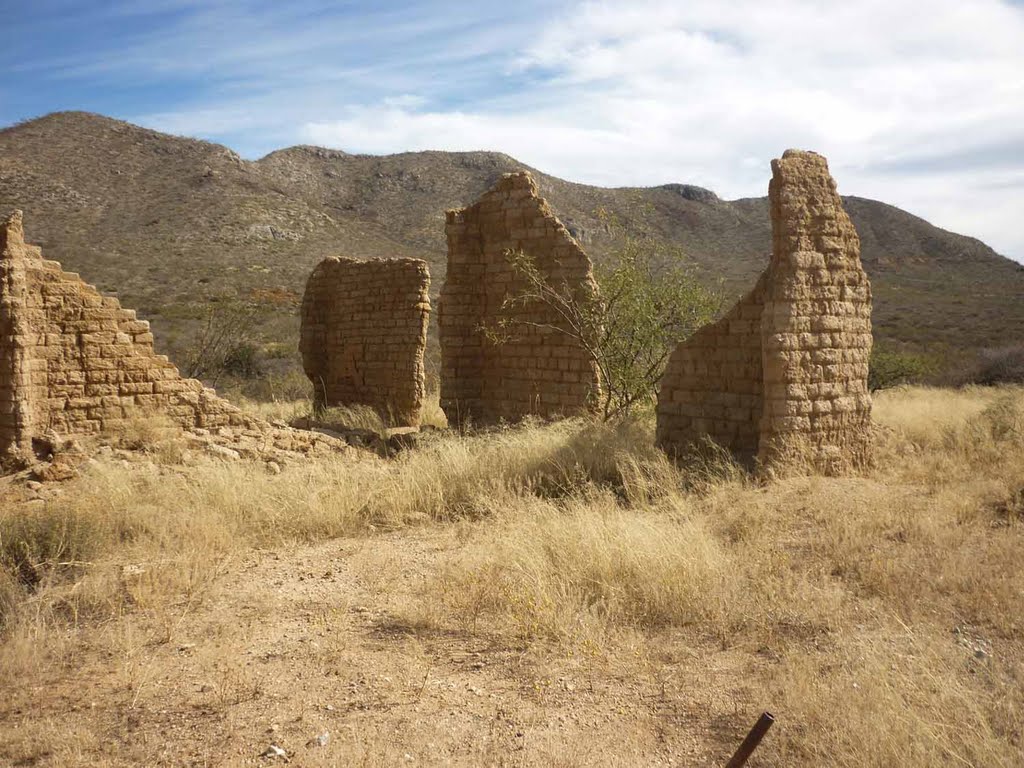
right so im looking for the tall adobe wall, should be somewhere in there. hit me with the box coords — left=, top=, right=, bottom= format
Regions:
left=759, top=150, right=872, bottom=467
left=439, top=172, right=601, bottom=425
left=656, top=151, right=872, bottom=470
left=300, top=256, right=430, bottom=427
left=0, top=210, right=246, bottom=465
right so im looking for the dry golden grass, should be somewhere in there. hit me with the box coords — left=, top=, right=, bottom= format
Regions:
left=1, top=385, right=1022, bottom=765
left=227, top=389, right=449, bottom=433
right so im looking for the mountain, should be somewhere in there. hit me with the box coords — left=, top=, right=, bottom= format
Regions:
left=2, top=111, right=1022, bottom=376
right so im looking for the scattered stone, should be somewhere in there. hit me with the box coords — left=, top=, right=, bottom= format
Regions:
left=305, top=732, right=329, bottom=749
left=261, top=744, right=287, bottom=759
left=266, top=461, right=282, bottom=475
left=206, top=444, right=241, bottom=461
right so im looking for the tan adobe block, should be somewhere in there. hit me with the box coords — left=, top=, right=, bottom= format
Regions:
left=439, top=171, right=601, bottom=426
left=0, top=209, right=263, bottom=465
left=300, top=255, right=430, bottom=427
left=656, top=151, right=872, bottom=473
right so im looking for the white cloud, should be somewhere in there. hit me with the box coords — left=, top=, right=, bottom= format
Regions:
left=127, top=0, right=1024, bottom=261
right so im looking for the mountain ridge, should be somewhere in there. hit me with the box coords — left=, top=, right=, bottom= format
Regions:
left=2, top=110, right=1022, bottom=375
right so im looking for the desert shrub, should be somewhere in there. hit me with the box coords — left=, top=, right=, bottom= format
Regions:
left=183, top=298, right=267, bottom=383
left=868, top=347, right=936, bottom=391
left=0, top=508, right=106, bottom=588
left=0, top=567, right=21, bottom=633
left=973, top=344, right=1024, bottom=385
left=221, top=341, right=262, bottom=378
left=496, top=229, right=721, bottom=419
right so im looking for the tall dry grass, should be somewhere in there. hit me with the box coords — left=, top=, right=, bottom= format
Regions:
left=1, top=385, right=1022, bottom=765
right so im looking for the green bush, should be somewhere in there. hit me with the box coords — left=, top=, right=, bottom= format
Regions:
left=869, top=347, right=936, bottom=392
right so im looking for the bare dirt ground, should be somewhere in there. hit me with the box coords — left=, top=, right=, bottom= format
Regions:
left=1, top=525, right=764, bottom=767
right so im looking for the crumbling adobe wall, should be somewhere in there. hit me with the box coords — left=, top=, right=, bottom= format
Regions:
left=439, top=171, right=601, bottom=425
left=656, top=150, right=872, bottom=470
left=655, top=271, right=768, bottom=464
left=299, top=256, right=430, bottom=427
left=0, top=210, right=249, bottom=465
left=759, top=150, right=872, bottom=467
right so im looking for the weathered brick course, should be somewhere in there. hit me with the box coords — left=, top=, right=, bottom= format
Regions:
left=0, top=210, right=250, bottom=465
left=299, top=256, right=430, bottom=427
left=439, top=172, right=600, bottom=425
left=656, top=151, right=872, bottom=470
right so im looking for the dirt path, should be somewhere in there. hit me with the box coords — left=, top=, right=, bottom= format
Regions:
left=2, top=525, right=770, bottom=767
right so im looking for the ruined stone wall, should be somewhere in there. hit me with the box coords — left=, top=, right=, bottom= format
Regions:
left=439, top=172, right=601, bottom=425
left=656, top=151, right=872, bottom=470
left=299, top=256, right=430, bottom=427
left=759, top=150, right=872, bottom=467
left=655, top=271, right=767, bottom=463
left=0, top=210, right=244, bottom=465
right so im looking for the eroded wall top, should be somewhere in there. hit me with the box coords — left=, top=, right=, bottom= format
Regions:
left=0, top=210, right=256, bottom=465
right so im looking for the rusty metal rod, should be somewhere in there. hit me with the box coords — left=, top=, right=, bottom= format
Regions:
left=725, top=711, right=775, bottom=768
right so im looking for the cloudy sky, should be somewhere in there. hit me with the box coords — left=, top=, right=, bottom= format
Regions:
left=3, top=0, right=1023, bottom=262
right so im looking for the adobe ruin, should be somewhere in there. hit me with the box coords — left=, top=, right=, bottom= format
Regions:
left=439, top=172, right=601, bottom=425
left=299, top=256, right=430, bottom=427
left=0, top=210, right=344, bottom=468
left=656, top=150, right=873, bottom=470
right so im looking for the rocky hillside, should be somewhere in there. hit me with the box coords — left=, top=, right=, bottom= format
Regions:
left=2, top=111, right=1022, bottom=373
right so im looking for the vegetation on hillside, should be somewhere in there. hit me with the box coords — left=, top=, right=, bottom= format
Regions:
left=2, top=111, right=1022, bottom=385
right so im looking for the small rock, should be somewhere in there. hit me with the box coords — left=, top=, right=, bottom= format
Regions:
left=26, top=480, right=43, bottom=492
left=261, top=744, right=287, bottom=759
left=266, top=461, right=282, bottom=475
left=306, top=731, right=329, bottom=748
left=207, top=444, right=241, bottom=461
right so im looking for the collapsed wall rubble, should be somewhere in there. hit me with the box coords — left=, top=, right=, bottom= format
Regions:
left=300, top=256, right=430, bottom=427
left=656, top=150, right=873, bottom=469
left=438, top=171, right=601, bottom=425
left=0, top=210, right=346, bottom=468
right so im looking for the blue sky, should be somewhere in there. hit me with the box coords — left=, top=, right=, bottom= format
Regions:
left=2, top=0, right=1023, bottom=263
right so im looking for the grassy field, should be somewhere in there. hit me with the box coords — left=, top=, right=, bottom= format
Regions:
left=1, top=386, right=1022, bottom=766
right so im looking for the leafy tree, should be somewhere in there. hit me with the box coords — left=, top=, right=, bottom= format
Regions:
left=868, top=347, right=936, bottom=392
left=494, top=231, right=721, bottom=420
